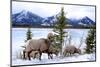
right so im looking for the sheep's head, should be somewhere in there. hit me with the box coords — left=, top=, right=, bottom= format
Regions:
left=76, top=48, right=81, bottom=54
left=47, top=33, right=54, bottom=42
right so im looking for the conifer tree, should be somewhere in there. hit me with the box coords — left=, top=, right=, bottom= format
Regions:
left=25, top=27, right=32, bottom=42
left=53, top=7, right=67, bottom=55
left=85, top=28, right=96, bottom=53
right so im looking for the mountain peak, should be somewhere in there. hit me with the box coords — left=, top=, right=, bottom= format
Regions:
left=20, top=10, right=32, bottom=16
left=12, top=10, right=43, bottom=25
left=21, top=10, right=29, bottom=13
left=78, top=16, right=95, bottom=26
left=83, top=16, right=90, bottom=20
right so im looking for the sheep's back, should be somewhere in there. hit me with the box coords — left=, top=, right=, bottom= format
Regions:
left=25, top=39, right=49, bottom=52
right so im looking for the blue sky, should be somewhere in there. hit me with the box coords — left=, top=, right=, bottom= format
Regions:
left=12, top=1, right=95, bottom=21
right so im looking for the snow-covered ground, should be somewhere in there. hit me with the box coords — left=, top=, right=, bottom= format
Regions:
left=12, top=53, right=95, bottom=66
left=11, top=28, right=95, bottom=66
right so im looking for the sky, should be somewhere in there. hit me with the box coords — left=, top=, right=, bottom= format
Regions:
left=12, top=1, right=95, bottom=21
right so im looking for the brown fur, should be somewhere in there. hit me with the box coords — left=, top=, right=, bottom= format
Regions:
left=63, top=45, right=81, bottom=56
left=30, top=47, right=59, bottom=59
left=23, top=33, right=54, bottom=60
left=48, top=46, right=59, bottom=59
left=30, top=51, right=40, bottom=59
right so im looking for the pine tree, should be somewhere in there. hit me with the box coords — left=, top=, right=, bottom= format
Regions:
left=53, top=7, right=67, bottom=55
left=25, top=27, right=32, bottom=42
left=85, top=28, right=96, bottom=54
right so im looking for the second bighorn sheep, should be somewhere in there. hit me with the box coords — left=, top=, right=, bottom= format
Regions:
left=63, top=45, right=81, bottom=56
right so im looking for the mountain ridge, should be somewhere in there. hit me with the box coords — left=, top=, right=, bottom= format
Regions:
left=12, top=10, right=96, bottom=28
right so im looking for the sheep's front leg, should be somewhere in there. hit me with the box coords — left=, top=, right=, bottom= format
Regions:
left=27, top=52, right=31, bottom=60
left=23, top=50, right=26, bottom=59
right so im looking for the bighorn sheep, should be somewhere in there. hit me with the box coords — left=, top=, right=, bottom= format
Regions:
left=23, top=33, right=54, bottom=60
left=63, top=45, right=81, bottom=56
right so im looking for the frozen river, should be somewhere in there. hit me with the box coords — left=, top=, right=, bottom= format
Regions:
left=12, top=28, right=89, bottom=54
left=11, top=28, right=94, bottom=66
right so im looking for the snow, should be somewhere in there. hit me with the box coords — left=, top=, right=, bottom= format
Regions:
left=12, top=53, right=95, bottom=66
left=11, top=28, right=95, bottom=66
left=79, top=22, right=87, bottom=26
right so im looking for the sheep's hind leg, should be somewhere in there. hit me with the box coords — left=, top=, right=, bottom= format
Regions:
left=39, top=52, right=42, bottom=60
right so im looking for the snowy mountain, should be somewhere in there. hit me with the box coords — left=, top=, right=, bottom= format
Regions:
left=41, top=16, right=95, bottom=28
left=12, top=10, right=43, bottom=27
left=12, top=10, right=95, bottom=28
left=41, top=15, right=57, bottom=26
left=78, top=16, right=95, bottom=26
left=66, top=16, right=95, bottom=28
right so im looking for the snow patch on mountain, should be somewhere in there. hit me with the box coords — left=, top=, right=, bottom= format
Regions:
left=12, top=10, right=95, bottom=27
left=78, top=16, right=95, bottom=26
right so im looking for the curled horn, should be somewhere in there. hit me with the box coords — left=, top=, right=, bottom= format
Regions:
left=21, top=46, right=26, bottom=48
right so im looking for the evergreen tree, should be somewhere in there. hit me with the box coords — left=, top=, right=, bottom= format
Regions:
left=53, top=7, right=67, bottom=55
left=85, top=28, right=96, bottom=54
left=25, top=27, right=32, bottom=42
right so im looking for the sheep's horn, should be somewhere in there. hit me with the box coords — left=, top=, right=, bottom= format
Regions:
left=21, top=46, right=26, bottom=48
